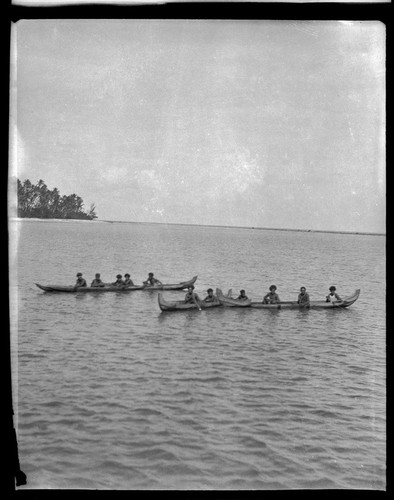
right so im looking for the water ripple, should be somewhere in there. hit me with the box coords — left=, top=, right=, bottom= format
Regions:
left=13, top=221, right=386, bottom=490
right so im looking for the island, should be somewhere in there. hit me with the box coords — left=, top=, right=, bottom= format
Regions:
left=16, top=178, right=97, bottom=220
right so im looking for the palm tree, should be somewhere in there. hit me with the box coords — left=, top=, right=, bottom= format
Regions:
left=16, top=178, right=98, bottom=220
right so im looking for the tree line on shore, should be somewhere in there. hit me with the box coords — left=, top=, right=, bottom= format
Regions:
left=17, top=178, right=97, bottom=220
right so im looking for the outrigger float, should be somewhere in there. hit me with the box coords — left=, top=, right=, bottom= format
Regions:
left=216, top=288, right=360, bottom=309
left=35, top=276, right=197, bottom=293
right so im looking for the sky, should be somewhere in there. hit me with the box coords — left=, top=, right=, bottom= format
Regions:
left=10, top=20, right=386, bottom=233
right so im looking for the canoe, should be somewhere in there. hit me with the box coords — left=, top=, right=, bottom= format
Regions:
left=158, top=290, right=232, bottom=311
left=36, top=276, right=198, bottom=293
left=216, top=288, right=360, bottom=310
left=250, top=289, right=360, bottom=309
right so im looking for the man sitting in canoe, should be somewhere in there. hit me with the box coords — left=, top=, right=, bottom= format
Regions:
left=91, top=273, right=105, bottom=287
left=143, top=272, right=163, bottom=286
left=237, top=289, right=249, bottom=300
left=112, top=274, right=125, bottom=287
left=124, top=273, right=134, bottom=286
left=263, top=285, right=280, bottom=304
left=184, top=285, right=201, bottom=304
left=326, top=286, right=341, bottom=303
left=297, top=286, right=310, bottom=307
left=75, top=272, right=87, bottom=288
left=203, top=288, right=218, bottom=303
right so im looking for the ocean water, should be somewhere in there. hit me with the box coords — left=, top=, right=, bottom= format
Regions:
left=9, top=220, right=386, bottom=490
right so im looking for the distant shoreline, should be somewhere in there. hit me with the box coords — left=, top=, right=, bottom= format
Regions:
left=9, top=217, right=385, bottom=237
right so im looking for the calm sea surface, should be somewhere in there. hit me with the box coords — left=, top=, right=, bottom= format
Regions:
left=9, top=220, right=386, bottom=490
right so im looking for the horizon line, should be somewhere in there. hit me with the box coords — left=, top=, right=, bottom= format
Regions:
left=10, top=217, right=386, bottom=236
left=104, top=220, right=386, bottom=237
left=82, top=218, right=388, bottom=236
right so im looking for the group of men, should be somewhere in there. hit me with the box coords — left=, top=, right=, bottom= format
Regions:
left=236, top=284, right=341, bottom=305
left=74, top=272, right=162, bottom=288
left=184, top=286, right=217, bottom=304
left=184, top=284, right=342, bottom=306
left=75, top=272, right=342, bottom=305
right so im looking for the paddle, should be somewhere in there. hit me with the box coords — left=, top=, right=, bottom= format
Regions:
left=192, top=292, right=202, bottom=311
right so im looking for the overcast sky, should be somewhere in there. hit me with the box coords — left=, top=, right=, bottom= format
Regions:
left=10, top=20, right=385, bottom=233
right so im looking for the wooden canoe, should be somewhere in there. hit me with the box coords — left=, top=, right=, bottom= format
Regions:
left=36, top=276, right=197, bottom=293
left=216, top=288, right=360, bottom=310
left=158, top=290, right=232, bottom=311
